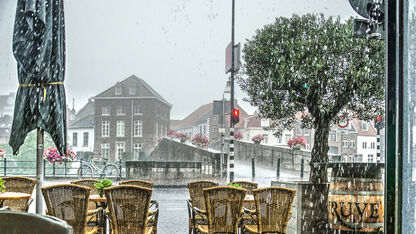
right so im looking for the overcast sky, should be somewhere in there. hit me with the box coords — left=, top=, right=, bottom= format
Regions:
left=0, top=0, right=357, bottom=119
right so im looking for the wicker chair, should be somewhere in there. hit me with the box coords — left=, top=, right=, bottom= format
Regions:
left=104, top=185, right=156, bottom=234
left=187, top=180, right=219, bottom=234
left=194, top=186, right=247, bottom=234
left=2, top=176, right=36, bottom=211
left=118, top=179, right=158, bottom=233
left=232, top=181, right=258, bottom=195
left=42, top=184, right=101, bottom=234
left=70, top=179, right=100, bottom=195
left=119, top=179, right=153, bottom=188
left=242, top=187, right=296, bottom=234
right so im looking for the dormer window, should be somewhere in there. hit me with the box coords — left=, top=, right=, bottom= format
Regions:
left=361, top=122, right=368, bottom=131
left=116, top=106, right=125, bottom=116
left=129, top=87, right=136, bottom=95
left=115, top=87, right=122, bottom=95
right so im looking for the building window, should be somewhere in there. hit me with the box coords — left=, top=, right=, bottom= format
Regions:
left=102, top=121, right=110, bottom=137
left=134, top=143, right=142, bottom=159
left=134, top=105, right=142, bottom=115
left=329, top=146, right=339, bottom=154
left=129, top=87, right=136, bottom=95
left=357, top=154, right=363, bottom=162
left=83, top=132, right=88, bottom=146
left=370, top=142, right=376, bottom=149
left=306, top=143, right=310, bottom=150
left=116, top=121, right=125, bottom=137
left=115, top=87, right=122, bottom=95
left=362, top=142, right=367, bottom=149
left=341, top=140, right=348, bottom=148
left=203, top=125, right=206, bottom=134
left=261, top=119, right=270, bottom=127
left=285, top=134, right=291, bottom=143
left=368, top=154, right=374, bottom=162
left=134, top=120, right=143, bottom=137
left=362, top=122, right=369, bottom=131
left=262, top=134, right=268, bottom=144
left=101, top=143, right=110, bottom=158
left=116, top=106, right=125, bottom=116
left=102, top=106, right=110, bottom=116
left=276, top=135, right=282, bottom=144
left=329, top=130, right=337, bottom=141
left=72, top=132, right=78, bottom=146
left=295, top=128, right=301, bottom=135
left=116, top=142, right=125, bottom=160
left=304, top=128, right=310, bottom=135
left=349, top=140, right=355, bottom=148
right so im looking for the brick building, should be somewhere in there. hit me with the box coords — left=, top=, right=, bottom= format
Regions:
left=94, top=75, right=171, bottom=161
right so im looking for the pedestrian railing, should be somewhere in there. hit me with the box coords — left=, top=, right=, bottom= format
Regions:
left=0, top=158, right=123, bottom=178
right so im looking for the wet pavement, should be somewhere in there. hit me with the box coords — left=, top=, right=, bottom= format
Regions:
left=27, top=160, right=306, bottom=233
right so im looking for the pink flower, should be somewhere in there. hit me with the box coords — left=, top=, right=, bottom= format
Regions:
left=44, top=146, right=77, bottom=164
left=191, top=134, right=209, bottom=148
left=287, top=135, right=307, bottom=148
left=234, top=132, right=243, bottom=141
left=251, top=134, right=264, bottom=143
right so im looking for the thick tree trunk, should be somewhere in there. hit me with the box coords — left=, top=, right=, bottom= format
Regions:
left=307, top=122, right=331, bottom=232
left=310, top=123, right=331, bottom=183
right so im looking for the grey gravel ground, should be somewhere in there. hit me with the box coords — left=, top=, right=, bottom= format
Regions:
left=27, top=160, right=305, bottom=233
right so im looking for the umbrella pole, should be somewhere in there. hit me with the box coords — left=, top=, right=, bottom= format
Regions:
left=36, top=128, right=44, bottom=214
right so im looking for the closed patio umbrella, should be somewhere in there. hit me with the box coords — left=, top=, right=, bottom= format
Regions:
left=9, top=0, right=67, bottom=214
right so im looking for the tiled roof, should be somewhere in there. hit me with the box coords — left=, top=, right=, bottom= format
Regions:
left=170, top=120, right=181, bottom=129
left=351, top=118, right=377, bottom=136
left=173, top=101, right=249, bottom=129
left=94, top=75, right=171, bottom=107
left=243, top=115, right=261, bottom=128
left=75, top=99, right=95, bottom=120
left=68, top=114, right=94, bottom=129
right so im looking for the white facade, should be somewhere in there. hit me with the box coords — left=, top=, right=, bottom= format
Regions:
left=67, top=128, right=95, bottom=153
left=239, top=123, right=293, bottom=147
left=356, top=135, right=377, bottom=162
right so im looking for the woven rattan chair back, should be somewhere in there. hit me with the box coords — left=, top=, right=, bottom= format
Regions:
left=104, top=185, right=152, bottom=234
left=232, top=181, right=258, bottom=195
left=253, top=187, right=296, bottom=233
left=119, top=179, right=153, bottom=188
left=3, top=176, right=36, bottom=211
left=70, top=179, right=100, bottom=195
left=203, top=186, right=246, bottom=234
left=187, top=180, right=219, bottom=210
left=42, top=184, right=90, bottom=234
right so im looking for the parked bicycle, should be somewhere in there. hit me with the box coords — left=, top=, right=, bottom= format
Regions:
left=77, top=157, right=119, bottom=179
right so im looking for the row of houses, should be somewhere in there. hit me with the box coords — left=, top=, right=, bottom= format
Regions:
left=171, top=101, right=381, bottom=163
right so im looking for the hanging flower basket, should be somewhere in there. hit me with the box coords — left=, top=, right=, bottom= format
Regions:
left=287, top=135, right=307, bottom=149
left=191, top=133, right=209, bottom=148
left=251, top=134, right=264, bottom=144
left=167, top=130, right=176, bottom=139
left=44, top=146, right=77, bottom=164
left=234, top=132, right=243, bottom=141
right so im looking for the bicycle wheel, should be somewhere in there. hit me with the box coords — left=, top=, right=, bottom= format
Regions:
left=77, top=165, right=93, bottom=178
left=103, top=164, right=119, bottom=178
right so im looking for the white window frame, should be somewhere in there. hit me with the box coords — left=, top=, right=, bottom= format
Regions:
left=73, top=132, right=78, bottom=146
left=342, top=140, right=348, bottom=148
left=329, top=130, right=337, bottom=141
left=129, top=87, right=136, bottom=95
left=133, top=143, right=142, bottom=159
left=116, top=106, right=125, bottom=116
left=134, top=105, right=142, bottom=115
left=295, top=128, right=301, bottom=135
left=349, top=140, right=355, bottom=147
left=304, top=128, right=310, bottom=136
left=115, top=87, right=122, bottom=95
left=368, top=154, right=374, bottom=162
left=362, top=142, right=367, bottom=149
left=101, top=143, right=110, bottom=158
left=362, top=122, right=369, bottom=131
left=276, top=135, right=282, bottom=144
left=262, top=134, right=268, bottom=144
left=370, top=142, right=376, bottom=149
left=83, top=132, right=88, bottom=146
left=116, top=120, right=125, bottom=137
left=116, top=142, right=125, bottom=160
left=102, top=106, right=110, bottom=116
left=102, top=121, right=110, bottom=137
left=134, top=120, right=143, bottom=137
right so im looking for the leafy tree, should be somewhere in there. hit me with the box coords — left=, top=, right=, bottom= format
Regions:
left=239, top=14, right=384, bottom=183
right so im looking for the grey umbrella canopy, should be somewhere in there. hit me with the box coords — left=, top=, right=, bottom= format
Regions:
left=9, top=0, right=67, bottom=214
left=10, top=0, right=67, bottom=156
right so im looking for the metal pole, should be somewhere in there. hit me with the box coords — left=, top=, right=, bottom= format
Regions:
left=36, top=128, right=44, bottom=214
left=229, top=0, right=235, bottom=183
left=220, top=94, right=225, bottom=181
left=300, top=158, right=304, bottom=178
left=276, top=157, right=280, bottom=178
left=251, top=157, right=255, bottom=178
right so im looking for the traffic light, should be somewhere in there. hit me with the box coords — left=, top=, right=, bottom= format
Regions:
left=231, top=109, right=239, bottom=124
left=375, top=115, right=384, bottom=132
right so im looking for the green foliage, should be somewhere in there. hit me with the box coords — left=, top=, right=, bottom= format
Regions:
left=94, top=179, right=113, bottom=197
left=239, top=14, right=384, bottom=182
left=226, top=183, right=242, bottom=188
left=0, top=178, right=5, bottom=192
left=239, top=14, right=384, bottom=132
